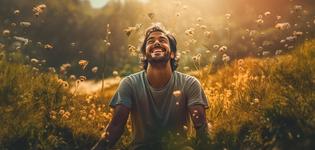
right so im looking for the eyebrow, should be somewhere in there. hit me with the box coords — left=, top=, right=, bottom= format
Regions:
left=147, top=35, right=168, bottom=41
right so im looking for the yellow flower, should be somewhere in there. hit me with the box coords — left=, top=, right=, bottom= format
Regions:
left=92, top=66, right=98, bottom=73
left=33, top=4, right=47, bottom=16
left=78, top=60, right=88, bottom=70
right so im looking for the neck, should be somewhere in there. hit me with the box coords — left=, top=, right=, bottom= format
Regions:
left=146, top=61, right=173, bottom=89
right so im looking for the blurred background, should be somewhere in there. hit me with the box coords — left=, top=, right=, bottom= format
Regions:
left=1, top=0, right=315, bottom=150
left=1, top=0, right=314, bottom=79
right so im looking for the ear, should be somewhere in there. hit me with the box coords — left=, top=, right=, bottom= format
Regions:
left=170, top=52, right=175, bottom=59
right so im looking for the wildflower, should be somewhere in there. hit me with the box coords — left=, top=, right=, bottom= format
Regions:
left=264, top=11, right=271, bottom=16
left=256, top=19, right=264, bottom=25
left=92, top=66, right=98, bottom=73
left=275, top=23, right=291, bottom=30
left=78, top=60, right=88, bottom=70
left=275, top=50, right=282, bottom=55
left=225, top=13, right=231, bottom=20
left=293, top=31, right=303, bottom=36
left=106, top=42, right=111, bottom=47
left=222, top=53, right=230, bottom=62
left=19, top=22, right=31, bottom=27
left=62, top=111, right=70, bottom=119
left=31, top=58, right=39, bottom=64
left=219, top=46, right=227, bottom=53
left=294, top=5, right=302, bottom=11
left=62, top=81, right=69, bottom=88
left=68, top=75, right=76, bottom=80
left=33, top=4, right=47, bottom=16
left=79, top=76, right=87, bottom=81
left=2, top=29, right=10, bottom=36
left=276, top=15, right=282, bottom=20
left=238, top=59, right=244, bottom=66
left=44, top=44, right=53, bottom=49
left=13, top=10, right=20, bottom=15
left=123, top=27, right=134, bottom=37
left=249, top=30, right=257, bottom=37
left=254, top=98, right=259, bottom=103
left=204, top=31, right=212, bottom=37
left=48, top=67, right=56, bottom=73
left=13, top=36, right=29, bottom=45
left=128, top=44, right=137, bottom=56
left=59, top=109, right=65, bottom=115
left=196, top=17, right=203, bottom=22
left=112, top=70, right=118, bottom=76
left=200, top=25, right=207, bottom=29
left=286, top=36, right=296, bottom=42
left=262, top=51, right=270, bottom=56
left=192, top=53, right=201, bottom=63
left=213, top=45, right=219, bottom=49
left=183, top=125, right=188, bottom=131
left=185, top=28, right=194, bottom=36
left=288, top=46, right=294, bottom=50
left=183, top=66, right=190, bottom=71
left=32, top=67, right=39, bottom=72
left=173, top=90, right=181, bottom=97
left=147, top=12, right=154, bottom=19
left=61, top=63, right=71, bottom=69
left=11, top=23, right=16, bottom=27
left=262, top=41, right=273, bottom=46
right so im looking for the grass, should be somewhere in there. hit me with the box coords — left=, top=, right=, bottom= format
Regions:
left=0, top=40, right=315, bottom=149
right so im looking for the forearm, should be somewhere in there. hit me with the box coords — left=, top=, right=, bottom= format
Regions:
left=96, top=122, right=126, bottom=149
left=189, top=105, right=211, bottom=145
left=91, top=105, right=130, bottom=150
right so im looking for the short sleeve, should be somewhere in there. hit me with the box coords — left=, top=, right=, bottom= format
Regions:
left=185, top=77, right=209, bottom=108
left=109, top=77, right=133, bottom=108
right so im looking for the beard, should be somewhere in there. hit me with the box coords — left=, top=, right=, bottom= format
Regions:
left=146, top=49, right=171, bottom=66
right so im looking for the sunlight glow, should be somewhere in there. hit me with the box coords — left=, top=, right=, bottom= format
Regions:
left=89, top=0, right=109, bottom=8
left=89, top=0, right=149, bottom=8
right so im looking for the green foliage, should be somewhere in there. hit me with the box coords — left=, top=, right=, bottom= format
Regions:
left=0, top=55, right=75, bottom=149
left=203, top=40, right=315, bottom=149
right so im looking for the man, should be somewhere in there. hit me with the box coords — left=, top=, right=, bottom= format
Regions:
left=92, top=23, right=211, bottom=150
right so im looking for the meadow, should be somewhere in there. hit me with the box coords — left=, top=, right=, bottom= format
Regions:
left=1, top=0, right=315, bottom=149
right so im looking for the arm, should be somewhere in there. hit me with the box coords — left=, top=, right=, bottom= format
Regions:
left=91, top=104, right=130, bottom=150
left=189, top=105, right=211, bottom=148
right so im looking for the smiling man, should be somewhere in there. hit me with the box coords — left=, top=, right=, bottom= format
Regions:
left=92, top=23, right=211, bottom=150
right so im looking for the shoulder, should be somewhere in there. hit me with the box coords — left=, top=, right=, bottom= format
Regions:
left=174, top=71, right=200, bottom=83
left=121, top=70, right=144, bottom=85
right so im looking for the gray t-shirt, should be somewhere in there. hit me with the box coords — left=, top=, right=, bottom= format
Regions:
left=109, top=70, right=208, bottom=149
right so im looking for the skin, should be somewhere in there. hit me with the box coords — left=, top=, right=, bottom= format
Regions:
left=91, top=31, right=209, bottom=150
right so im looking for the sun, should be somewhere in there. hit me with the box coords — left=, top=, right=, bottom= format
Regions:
left=89, top=0, right=109, bottom=8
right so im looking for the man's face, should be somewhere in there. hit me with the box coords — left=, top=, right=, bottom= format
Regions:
left=145, top=31, right=174, bottom=64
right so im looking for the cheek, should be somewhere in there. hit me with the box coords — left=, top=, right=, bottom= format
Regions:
left=145, top=45, right=151, bottom=53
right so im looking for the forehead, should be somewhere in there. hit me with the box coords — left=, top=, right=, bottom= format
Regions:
left=147, top=31, right=168, bottom=39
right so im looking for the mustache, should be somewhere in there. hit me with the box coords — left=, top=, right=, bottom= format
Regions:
left=150, top=45, right=166, bottom=52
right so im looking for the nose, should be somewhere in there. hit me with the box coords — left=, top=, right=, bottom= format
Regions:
left=153, top=40, right=161, bottom=47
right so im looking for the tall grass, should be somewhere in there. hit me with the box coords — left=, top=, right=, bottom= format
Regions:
left=0, top=40, right=314, bottom=149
